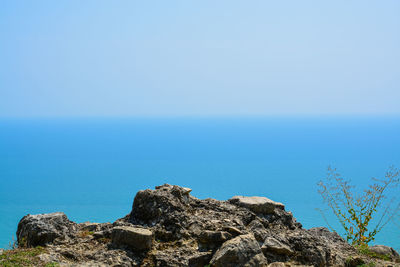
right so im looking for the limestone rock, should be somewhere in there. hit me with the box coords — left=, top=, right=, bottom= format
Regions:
left=229, top=196, right=284, bottom=214
left=16, top=212, right=76, bottom=247
left=286, top=227, right=356, bottom=266
left=210, top=234, right=268, bottom=267
left=129, top=184, right=192, bottom=225
left=111, top=226, right=153, bottom=251
left=262, top=236, right=294, bottom=255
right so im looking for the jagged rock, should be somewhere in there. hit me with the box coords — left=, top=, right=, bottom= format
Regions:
left=130, top=184, right=192, bottom=225
left=248, top=219, right=269, bottom=242
left=16, top=212, right=76, bottom=247
left=111, top=226, right=153, bottom=251
left=130, top=184, right=252, bottom=242
left=229, top=196, right=284, bottom=214
left=262, top=236, right=294, bottom=255
left=369, top=245, right=400, bottom=260
left=286, top=227, right=356, bottom=266
left=210, top=234, right=268, bottom=267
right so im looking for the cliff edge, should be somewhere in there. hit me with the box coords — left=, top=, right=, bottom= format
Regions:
left=2, top=184, right=399, bottom=267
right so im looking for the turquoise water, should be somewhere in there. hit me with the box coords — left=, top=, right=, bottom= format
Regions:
left=0, top=117, right=399, bottom=250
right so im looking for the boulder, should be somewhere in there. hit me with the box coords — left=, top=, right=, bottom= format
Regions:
left=129, top=184, right=192, bottom=225
left=16, top=212, right=76, bottom=247
left=111, top=226, right=153, bottom=251
left=210, top=234, right=268, bottom=267
left=369, top=245, right=400, bottom=260
left=229, top=196, right=284, bottom=214
left=262, top=236, right=294, bottom=255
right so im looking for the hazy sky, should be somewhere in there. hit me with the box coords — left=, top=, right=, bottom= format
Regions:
left=1, top=0, right=399, bottom=117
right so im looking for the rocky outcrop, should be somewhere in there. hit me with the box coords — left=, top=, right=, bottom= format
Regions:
left=10, top=184, right=400, bottom=267
left=210, top=234, right=268, bottom=267
left=16, top=212, right=76, bottom=247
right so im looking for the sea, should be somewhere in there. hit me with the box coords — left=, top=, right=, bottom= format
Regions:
left=0, top=117, right=399, bottom=250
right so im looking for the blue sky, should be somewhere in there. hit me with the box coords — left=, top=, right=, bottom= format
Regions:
left=1, top=0, right=399, bottom=117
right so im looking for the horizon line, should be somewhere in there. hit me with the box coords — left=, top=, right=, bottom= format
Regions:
left=1, top=114, right=400, bottom=120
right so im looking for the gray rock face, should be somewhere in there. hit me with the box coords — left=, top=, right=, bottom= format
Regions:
left=16, top=212, right=76, bottom=247
left=285, top=227, right=356, bottom=266
left=369, top=245, right=400, bottom=260
left=111, top=226, right=153, bottom=251
left=229, top=196, right=285, bottom=214
left=210, top=234, right=268, bottom=267
left=261, top=236, right=294, bottom=255
left=130, top=184, right=192, bottom=225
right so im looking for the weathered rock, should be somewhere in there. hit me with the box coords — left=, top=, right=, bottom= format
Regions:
left=16, top=212, right=76, bottom=247
left=262, top=236, right=294, bottom=255
left=229, top=196, right=285, bottom=214
left=210, top=234, right=268, bottom=267
left=199, top=230, right=232, bottom=245
left=129, top=184, right=256, bottom=243
left=286, top=227, right=356, bottom=266
left=248, top=219, right=269, bottom=242
left=188, top=252, right=213, bottom=267
left=130, top=184, right=192, bottom=225
left=111, top=226, right=153, bottom=251
left=369, top=245, right=400, bottom=260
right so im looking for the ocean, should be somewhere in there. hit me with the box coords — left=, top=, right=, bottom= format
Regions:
left=0, top=117, right=399, bottom=250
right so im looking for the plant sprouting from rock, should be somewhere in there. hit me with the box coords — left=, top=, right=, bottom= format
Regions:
left=317, top=166, right=400, bottom=246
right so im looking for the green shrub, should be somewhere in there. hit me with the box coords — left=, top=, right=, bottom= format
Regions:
left=317, top=166, right=400, bottom=246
